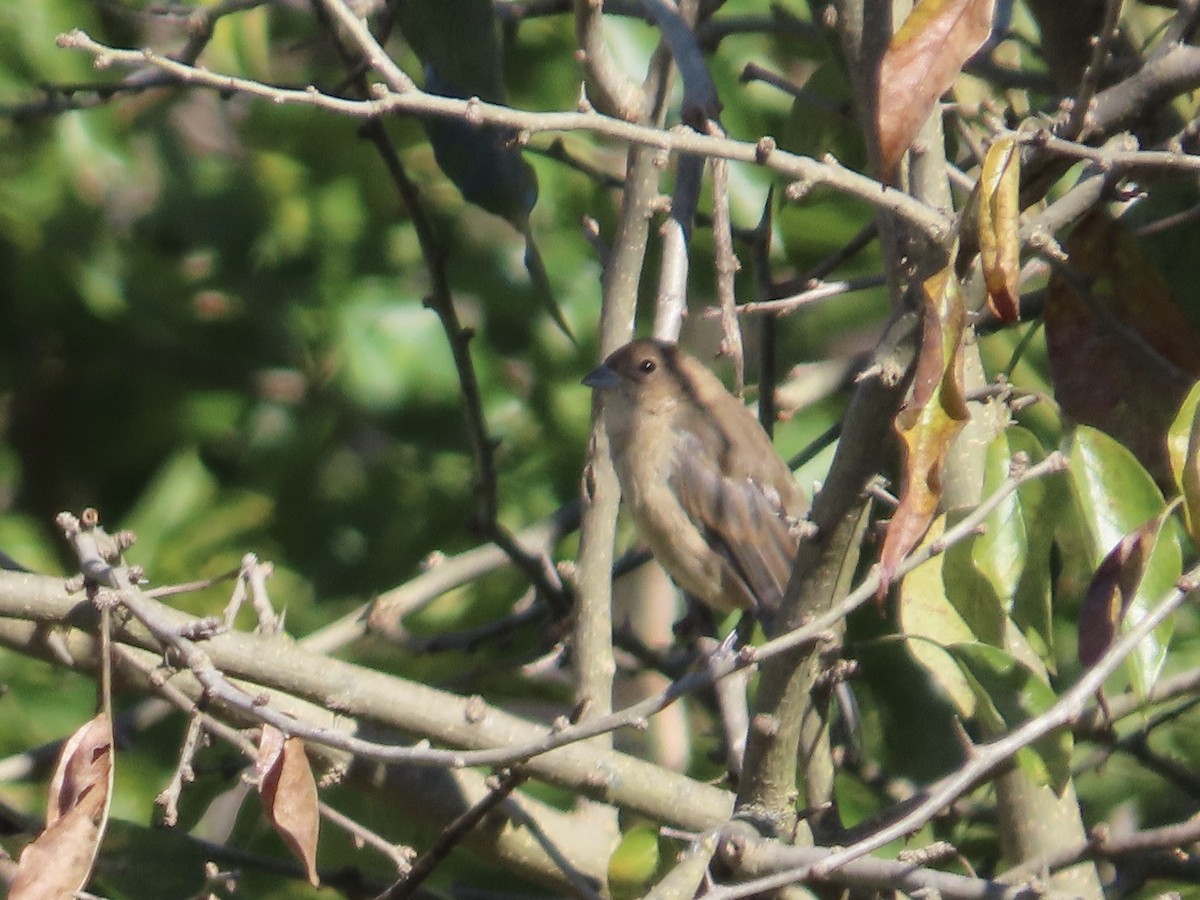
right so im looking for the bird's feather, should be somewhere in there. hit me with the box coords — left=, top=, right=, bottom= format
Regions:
left=669, top=429, right=799, bottom=615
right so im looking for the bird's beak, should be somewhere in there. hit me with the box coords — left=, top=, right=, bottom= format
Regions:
left=582, top=364, right=620, bottom=389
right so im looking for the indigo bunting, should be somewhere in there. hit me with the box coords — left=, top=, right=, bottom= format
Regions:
left=584, top=339, right=808, bottom=618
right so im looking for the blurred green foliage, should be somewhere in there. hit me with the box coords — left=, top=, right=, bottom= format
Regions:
left=2, top=0, right=1200, bottom=896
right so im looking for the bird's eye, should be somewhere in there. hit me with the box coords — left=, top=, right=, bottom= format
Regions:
left=638, top=358, right=657, bottom=374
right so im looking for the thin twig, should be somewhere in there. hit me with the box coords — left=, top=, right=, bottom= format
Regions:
left=376, top=769, right=532, bottom=900
left=42, top=452, right=1065, bottom=775
left=53, top=29, right=956, bottom=245
left=730, top=274, right=887, bottom=317
left=1062, top=0, right=1124, bottom=140
left=709, top=122, right=744, bottom=394
left=714, top=560, right=1200, bottom=896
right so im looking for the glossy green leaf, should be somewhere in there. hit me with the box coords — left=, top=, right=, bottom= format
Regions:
left=1168, top=380, right=1200, bottom=552
left=1078, top=501, right=1178, bottom=671
left=1068, top=427, right=1167, bottom=560
left=1066, top=426, right=1181, bottom=694
left=947, top=642, right=1072, bottom=794
left=971, top=427, right=1058, bottom=660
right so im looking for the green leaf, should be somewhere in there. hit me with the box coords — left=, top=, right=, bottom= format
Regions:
left=1067, top=426, right=1166, bottom=558
left=898, top=515, right=979, bottom=717
left=334, top=281, right=460, bottom=411
left=120, top=451, right=219, bottom=568
left=1079, top=501, right=1179, bottom=672
left=947, top=642, right=1073, bottom=794
left=1167, top=380, right=1200, bottom=552
left=608, top=825, right=663, bottom=900
left=1066, top=427, right=1181, bottom=695
left=971, top=427, right=1059, bottom=660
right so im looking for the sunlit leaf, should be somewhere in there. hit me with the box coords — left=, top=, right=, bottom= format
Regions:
left=256, top=726, right=320, bottom=887
left=11, top=713, right=114, bottom=900
left=1078, top=501, right=1177, bottom=668
left=1168, top=381, right=1200, bottom=552
left=897, top=514, right=978, bottom=716
left=1046, top=212, right=1200, bottom=485
left=978, top=134, right=1020, bottom=322
left=878, top=0, right=996, bottom=175
left=880, top=265, right=970, bottom=594
left=971, top=427, right=1058, bottom=659
left=608, top=824, right=663, bottom=900
left=1066, top=427, right=1182, bottom=695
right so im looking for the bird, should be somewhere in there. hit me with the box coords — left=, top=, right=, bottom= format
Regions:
left=583, top=338, right=808, bottom=621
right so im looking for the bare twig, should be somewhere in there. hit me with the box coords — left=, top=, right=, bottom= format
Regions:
left=376, top=769, right=536, bottom=900
left=54, top=30, right=955, bottom=244
left=301, top=503, right=578, bottom=656
left=653, top=149, right=704, bottom=341
left=638, top=0, right=721, bottom=126
left=1062, top=0, right=1124, bottom=140
left=708, top=123, right=744, bottom=394
left=720, top=560, right=1200, bottom=894
left=729, top=274, right=887, bottom=317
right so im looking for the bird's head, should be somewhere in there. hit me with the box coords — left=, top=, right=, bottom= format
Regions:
left=583, top=339, right=684, bottom=416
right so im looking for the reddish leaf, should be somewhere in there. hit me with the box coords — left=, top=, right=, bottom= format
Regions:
left=257, top=725, right=320, bottom=887
left=1046, top=212, right=1200, bottom=487
left=11, top=713, right=114, bottom=900
left=978, top=135, right=1021, bottom=322
left=1078, top=503, right=1177, bottom=667
left=880, top=266, right=970, bottom=596
left=878, top=0, right=995, bottom=175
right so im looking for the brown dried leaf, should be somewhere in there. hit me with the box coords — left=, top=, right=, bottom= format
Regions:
left=880, top=266, right=970, bottom=597
left=1046, top=212, right=1200, bottom=486
left=878, top=0, right=995, bottom=175
left=11, top=713, right=114, bottom=900
left=257, top=726, right=320, bottom=887
left=978, top=134, right=1021, bottom=322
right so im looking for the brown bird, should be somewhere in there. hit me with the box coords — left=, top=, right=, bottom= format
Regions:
left=583, top=338, right=808, bottom=619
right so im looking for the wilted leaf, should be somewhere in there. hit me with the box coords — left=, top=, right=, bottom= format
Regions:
left=947, top=643, right=1072, bottom=794
left=11, top=713, right=114, bottom=900
left=1168, top=382, right=1200, bottom=551
left=1078, top=500, right=1180, bottom=669
left=257, top=725, right=320, bottom=887
left=880, top=266, right=970, bottom=594
left=978, top=135, right=1021, bottom=322
left=1046, top=212, right=1200, bottom=486
left=878, top=0, right=995, bottom=175
left=1066, top=428, right=1182, bottom=694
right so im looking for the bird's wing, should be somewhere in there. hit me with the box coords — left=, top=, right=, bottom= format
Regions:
left=669, top=430, right=800, bottom=614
